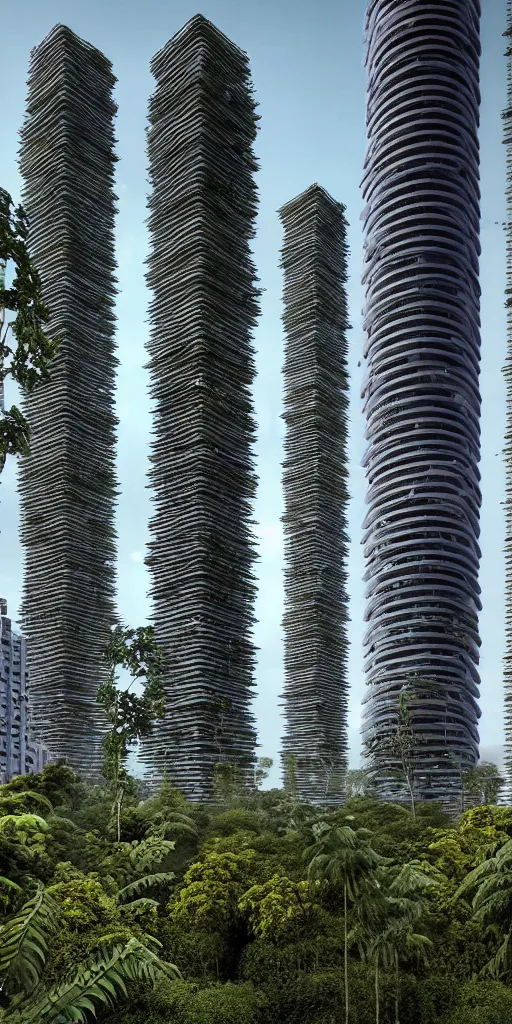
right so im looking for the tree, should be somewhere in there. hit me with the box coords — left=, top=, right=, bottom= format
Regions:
left=282, top=753, right=298, bottom=798
left=303, top=822, right=386, bottom=1024
left=213, top=762, right=245, bottom=805
left=454, top=836, right=512, bottom=980
left=252, top=757, right=273, bottom=790
left=345, top=769, right=377, bottom=800
left=98, top=625, right=166, bottom=842
left=238, top=873, right=316, bottom=943
left=348, top=859, right=438, bottom=1023
left=0, top=189, right=59, bottom=471
left=0, top=881, right=180, bottom=1022
left=374, top=861, right=439, bottom=1024
left=463, top=762, right=505, bottom=807
left=367, top=690, right=421, bottom=817
left=168, top=850, right=255, bottom=933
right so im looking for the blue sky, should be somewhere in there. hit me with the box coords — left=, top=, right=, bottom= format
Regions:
left=0, top=0, right=508, bottom=787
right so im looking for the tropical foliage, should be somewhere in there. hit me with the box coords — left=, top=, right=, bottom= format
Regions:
left=0, top=188, right=59, bottom=471
left=1, top=762, right=512, bottom=1023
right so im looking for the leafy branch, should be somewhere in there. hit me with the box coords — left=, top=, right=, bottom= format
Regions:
left=0, top=188, right=60, bottom=472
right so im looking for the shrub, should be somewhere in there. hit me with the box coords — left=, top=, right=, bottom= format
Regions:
left=207, top=809, right=262, bottom=837
left=160, top=920, right=230, bottom=980
left=397, top=974, right=461, bottom=1024
left=240, top=936, right=343, bottom=988
left=110, top=979, right=267, bottom=1024
left=444, top=979, right=512, bottom=1023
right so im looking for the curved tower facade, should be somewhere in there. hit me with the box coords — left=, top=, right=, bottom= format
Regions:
left=279, top=185, right=350, bottom=805
left=360, top=0, right=482, bottom=802
left=504, top=1, right=512, bottom=799
left=140, top=16, right=260, bottom=800
left=18, top=25, right=118, bottom=776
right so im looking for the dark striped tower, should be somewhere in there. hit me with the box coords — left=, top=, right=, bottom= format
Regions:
left=140, top=15, right=260, bottom=800
left=279, top=185, right=350, bottom=805
left=360, top=0, right=482, bottom=805
left=504, top=1, right=512, bottom=802
left=18, top=25, right=119, bottom=776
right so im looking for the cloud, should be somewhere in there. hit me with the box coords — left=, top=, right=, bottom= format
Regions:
left=129, top=551, right=144, bottom=563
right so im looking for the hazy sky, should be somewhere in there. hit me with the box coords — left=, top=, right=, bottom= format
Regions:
left=0, top=0, right=508, bottom=787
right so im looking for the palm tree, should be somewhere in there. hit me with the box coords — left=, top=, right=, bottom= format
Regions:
left=349, top=860, right=439, bottom=1023
left=350, top=914, right=432, bottom=1024
left=454, top=836, right=512, bottom=980
left=303, top=823, right=386, bottom=1024
left=0, top=882, right=180, bottom=1022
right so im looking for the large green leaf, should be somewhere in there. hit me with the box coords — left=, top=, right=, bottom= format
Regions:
left=0, top=883, right=61, bottom=995
left=5, top=937, right=181, bottom=1023
left=116, top=872, right=175, bottom=903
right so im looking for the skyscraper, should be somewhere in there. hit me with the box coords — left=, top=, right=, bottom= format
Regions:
left=18, top=25, right=119, bottom=776
left=279, top=185, right=350, bottom=805
left=504, top=0, right=512, bottom=801
left=360, top=0, right=482, bottom=803
left=141, top=15, right=260, bottom=799
left=1, top=599, right=48, bottom=783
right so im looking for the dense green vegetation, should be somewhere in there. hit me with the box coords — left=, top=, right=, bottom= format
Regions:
left=1, top=762, right=512, bottom=1023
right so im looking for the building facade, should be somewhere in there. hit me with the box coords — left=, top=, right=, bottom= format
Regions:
left=1, top=600, right=48, bottom=783
left=18, top=25, right=119, bottom=776
left=140, top=16, right=260, bottom=799
left=360, top=0, right=482, bottom=803
left=503, top=2, right=512, bottom=801
left=279, top=185, right=351, bottom=805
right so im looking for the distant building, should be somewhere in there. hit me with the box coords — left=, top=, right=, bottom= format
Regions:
left=278, top=185, right=351, bottom=806
left=140, top=15, right=260, bottom=799
left=0, top=599, right=49, bottom=783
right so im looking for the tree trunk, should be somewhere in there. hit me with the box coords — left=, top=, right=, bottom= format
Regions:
left=375, top=957, right=380, bottom=1024
left=406, top=772, right=416, bottom=819
left=344, top=882, right=349, bottom=1024
left=394, top=950, right=399, bottom=1023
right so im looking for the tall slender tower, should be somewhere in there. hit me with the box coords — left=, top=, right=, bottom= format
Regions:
left=504, top=1, right=512, bottom=800
left=360, top=0, right=482, bottom=804
left=279, top=185, right=350, bottom=805
left=18, top=25, right=119, bottom=776
left=141, top=15, right=260, bottom=800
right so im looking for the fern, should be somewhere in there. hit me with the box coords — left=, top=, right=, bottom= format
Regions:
left=0, top=883, right=60, bottom=995
left=116, top=872, right=175, bottom=904
left=5, top=937, right=181, bottom=1023
left=147, top=819, right=198, bottom=841
left=100, top=837, right=176, bottom=886
left=127, top=837, right=176, bottom=874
